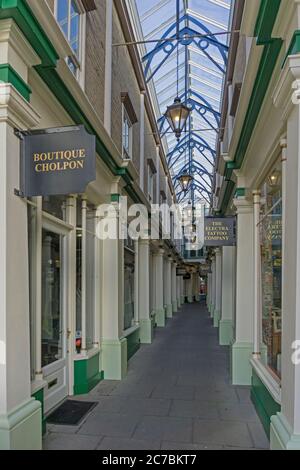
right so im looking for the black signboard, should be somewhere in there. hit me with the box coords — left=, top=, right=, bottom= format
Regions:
left=19, top=125, right=96, bottom=197
left=204, top=217, right=236, bottom=246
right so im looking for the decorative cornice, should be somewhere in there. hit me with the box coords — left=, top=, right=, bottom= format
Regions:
left=0, top=82, right=40, bottom=128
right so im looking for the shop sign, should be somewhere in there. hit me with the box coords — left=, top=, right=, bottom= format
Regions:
left=265, top=215, right=282, bottom=246
left=18, top=125, right=96, bottom=197
left=199, top=264, right=211, bottom=274
left=177, top=268, right=186, bottom=276
left=183, top=273, right=191, bottom=280
left=204, top=217, right=236, bottom=246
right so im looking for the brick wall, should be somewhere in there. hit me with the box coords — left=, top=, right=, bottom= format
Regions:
left=85, top=0, right=106, bottom=123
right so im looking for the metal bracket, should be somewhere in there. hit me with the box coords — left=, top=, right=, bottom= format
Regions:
left=14, top=188, right=25, bottom=198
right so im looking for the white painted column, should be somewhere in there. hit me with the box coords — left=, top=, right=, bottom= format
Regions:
left=177, top=275, right=181, bottom=308
left=153, top=249, right=165, bottom=327
left=180, top=276, right=185, bottom=305
left=270, top=101, right=300, bottom=448
left=81, top=197, right=87, bottom=353
left=139, top=92, right=145, bottom=191
left=231, top=196, right=254, bottom=385
left=187, top=274, right=193, bottom=303
left=214, top=248, right=222, bottom=328
left=207, top=272, right=212, bottom=309
left=171, top=261, right=178, bottom=313
left=210, top=255, right=216, bottom=318
left=165, top=256, right=172, bottom=318
left=138, top=239, right=153, bottom=343
left=104, top=0, right=113, bottom=135
left=134, top=240, right=139, bottom=325
left=0, top=86, right=41, bottom=450
left=219, top=246, right=235, bottom=345
left=253, top=191, right=261, bottom=358
left=101, top=205, right=127, bottom=380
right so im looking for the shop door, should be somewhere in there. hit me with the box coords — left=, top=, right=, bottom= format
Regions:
left=42, top=227, right=68, bottom=414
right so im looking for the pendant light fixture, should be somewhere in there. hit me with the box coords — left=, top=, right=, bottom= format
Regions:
left=164, top=0, right=190, bottom=141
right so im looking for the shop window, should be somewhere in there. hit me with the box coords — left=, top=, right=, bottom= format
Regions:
left=121, top=92, right=138, bottom=160
left=42, top=196, right=67, bottom=221
left=122, top=106, right=133, bottom=160
left=76, top=197, right=96, bottom=352
left=41, top=229, right=63, bottom=367
left=55, top=0, right=85, bottom=80
left=259, top=159, right=282, bottom=378
left=124, top=238, right=135, bottom=330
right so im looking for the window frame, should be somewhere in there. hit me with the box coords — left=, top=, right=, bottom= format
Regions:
left=54, top=0, right=86, bottom=86
left=122, top=105, right=133, bottom=160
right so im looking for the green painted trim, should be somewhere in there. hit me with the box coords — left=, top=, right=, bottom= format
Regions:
left=0, top=63, right=31, bottom=100
left=32, top=388, right=46, bottom=436
left=126, top=328, right=140, bottom=360
left=251, top=369, right=280, bottom=438
left=0, top=0, right=58, bottom=67
left=74, top=352, right=103, bottom=395
left=254, top=0, right=282, bottom=44
left=220, top=1, right=283, bottom=215
left=235, top=187, right=246, bottom=198
left=111, top=194, right=120, bottom=203
left=282, top=30, right=300, bottom=68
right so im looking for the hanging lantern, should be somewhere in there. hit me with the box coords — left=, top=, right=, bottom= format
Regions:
left=178, top=173, right=193, bottom=192
left=268, top=169, right=281, bottom=188
left=165, top=97, right=191, bottom=141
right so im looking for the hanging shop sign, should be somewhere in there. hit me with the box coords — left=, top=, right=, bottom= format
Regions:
left=18, top=125, right=96, bottom=197
left=177, top=267, right=186, bottom=276
left=183, top=273, right=191, bottom=280
left=204, top=217, right=236, bottom=246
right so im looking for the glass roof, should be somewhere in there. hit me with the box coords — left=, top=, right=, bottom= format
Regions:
left=135, top=0, right=232, bottom=205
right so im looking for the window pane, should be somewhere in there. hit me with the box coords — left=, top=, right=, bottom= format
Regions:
left=124, top=249, right=135, bottom=330
left=70, top=0, right=80, bottom=56
left=260, top=163, right=282, bottom=378
left=57, top=0, right=69, bottom=37
left=42, top=230, right=63, bottom=367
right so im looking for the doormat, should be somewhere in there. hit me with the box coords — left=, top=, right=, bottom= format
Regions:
left=47, top=400, right=97, bottom=426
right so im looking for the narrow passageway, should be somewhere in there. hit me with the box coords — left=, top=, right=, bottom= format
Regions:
left=44, top=303, right=269, bottom=450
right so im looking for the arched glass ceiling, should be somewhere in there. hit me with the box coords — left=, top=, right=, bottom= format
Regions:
left=135, top=0, right=232, bottom=206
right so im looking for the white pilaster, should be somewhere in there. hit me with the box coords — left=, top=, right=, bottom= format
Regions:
left=138, top=239, right=153, bottom=343
left=101, top=204, right=127, bottom=380
left=214, top=248, right=222, bottom=327
left=165, top=256, right=172, bottom=318
left=219, top=247, right=235, bottom=345
left=231, top=196, right=254, bottom=385
left=0, top=84, right=41, bottom=450
left=210, top=255, right=216, bottom=317
left=153, top=249, right=165, bottom=327
left=171, top=261, right=178, bottom=313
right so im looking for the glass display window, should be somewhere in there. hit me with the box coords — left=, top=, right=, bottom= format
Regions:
left=259, top=159, right=282, bottom=378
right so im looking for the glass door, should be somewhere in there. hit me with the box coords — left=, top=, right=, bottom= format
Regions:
left=42, top=228, right=68, bottom=413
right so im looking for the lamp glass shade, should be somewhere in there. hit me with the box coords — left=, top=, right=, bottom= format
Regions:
left=179, top=173, right=193, bottom=192
left=268, top=169, right=281, bottom=187
left=165, top=97, right=191, bottom=140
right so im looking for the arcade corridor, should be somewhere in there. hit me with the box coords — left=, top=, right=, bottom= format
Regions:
left=44, top=303, right=269, bottom=451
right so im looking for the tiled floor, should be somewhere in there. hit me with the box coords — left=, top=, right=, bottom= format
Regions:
left=43, top=303, right=270, bottom=450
